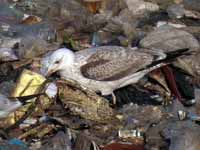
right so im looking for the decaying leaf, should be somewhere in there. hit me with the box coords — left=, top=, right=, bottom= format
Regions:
left=20, top=15, right=42, bottom=25
left=57, top=80, right=115, bottom=123
left=83, top=0, right=102, bottom=13
left=18, top=124, right=55, bottom=139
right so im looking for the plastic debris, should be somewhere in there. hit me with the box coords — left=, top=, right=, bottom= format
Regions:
left=11, top=69, right=46, bottom=97
left=0, top=138, right=28, bottom=150
left=45, top=82, right=58, bottom=98
left=8, top=138, right=28, bottom=149
left=178, top=110, right=200, bottom=121
left=118, top=129, right=144, bottom=139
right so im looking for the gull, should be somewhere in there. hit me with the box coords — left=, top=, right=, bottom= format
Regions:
left=0, top=93, right=46, bottom=118
left=0, top=93, right=22, bottom=118
left=0, top=48, right=18, bottom=62
left=43, top=46, right=189, bottom=104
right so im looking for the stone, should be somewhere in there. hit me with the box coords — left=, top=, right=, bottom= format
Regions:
left=124, top=0, right=159, bottom=16
left=183, top=0, right=200, bottom=12
left=140, top=27, right=200, bottom=52
left=162, top=121, right=200, bottom=150
left=119, top=104, right=164, bottom=131
left=40, top=131, right=72, bottom=150
left=167, top=4, right=185, bottom=19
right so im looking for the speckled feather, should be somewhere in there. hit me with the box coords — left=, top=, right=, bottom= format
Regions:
left=80, top=46, right=155, bottom=81
left=43, top=46, right=170, bottom=95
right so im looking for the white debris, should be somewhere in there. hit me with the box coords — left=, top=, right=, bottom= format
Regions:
left=45, top=82, right=58, bottom=98
left=156, top=21, right=186, bottom=28
left=125, top=0, right=159, bottom=15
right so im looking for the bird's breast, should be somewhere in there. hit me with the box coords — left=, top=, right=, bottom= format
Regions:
left=59, top=65, right=118, bottom=94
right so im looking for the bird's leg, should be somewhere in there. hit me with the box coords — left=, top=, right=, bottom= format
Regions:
left=111, top=92, right=117, bottom=105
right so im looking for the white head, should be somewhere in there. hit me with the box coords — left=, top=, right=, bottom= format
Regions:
left=45, top=48, right=75, bottom=76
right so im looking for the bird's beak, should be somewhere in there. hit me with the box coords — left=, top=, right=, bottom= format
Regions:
left=46, top=68, right=57, bottom=77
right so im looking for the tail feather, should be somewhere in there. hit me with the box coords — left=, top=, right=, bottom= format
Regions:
left=152, top=48, right=190, bottom=66
left=137, top=48, right=191, bottom=72
left=165, top=48, right=191, bottom=60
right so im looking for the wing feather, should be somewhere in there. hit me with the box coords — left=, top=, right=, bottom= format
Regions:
left=80, top=46, right=155, bottom=81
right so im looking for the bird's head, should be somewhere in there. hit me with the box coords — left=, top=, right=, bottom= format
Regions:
left=45, top=48, right=75, bottom=76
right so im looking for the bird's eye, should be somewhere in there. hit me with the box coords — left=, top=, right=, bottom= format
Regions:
left=55, top=60, right=60, bottom=64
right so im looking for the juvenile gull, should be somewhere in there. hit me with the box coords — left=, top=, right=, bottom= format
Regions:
left=0, top=93, right=22, bottom=118
left=43, top=46, right=188, bottom=104
left=0, top=93, right=46, bottom=118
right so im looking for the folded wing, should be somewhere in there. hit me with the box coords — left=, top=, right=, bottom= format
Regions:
left=80, top=46, right=162, bottom=81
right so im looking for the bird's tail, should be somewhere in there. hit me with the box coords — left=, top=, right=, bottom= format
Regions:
left=152, top=48, right=190, bottom=66
left=138, top=48, right=191, bottom=72
left=165, top=48, right=191, bottom=61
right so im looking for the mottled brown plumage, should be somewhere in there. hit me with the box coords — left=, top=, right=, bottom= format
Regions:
left=43, top=46, right=186, bottom=104
left=80, top=47, right=154, bottom=81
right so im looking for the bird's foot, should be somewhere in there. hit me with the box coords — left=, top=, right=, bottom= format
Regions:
left=162, top=96, right=173, bottom=106
left=149, top=93, right=172, bottom=106
left=144, top=82, right=172, bottom=105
